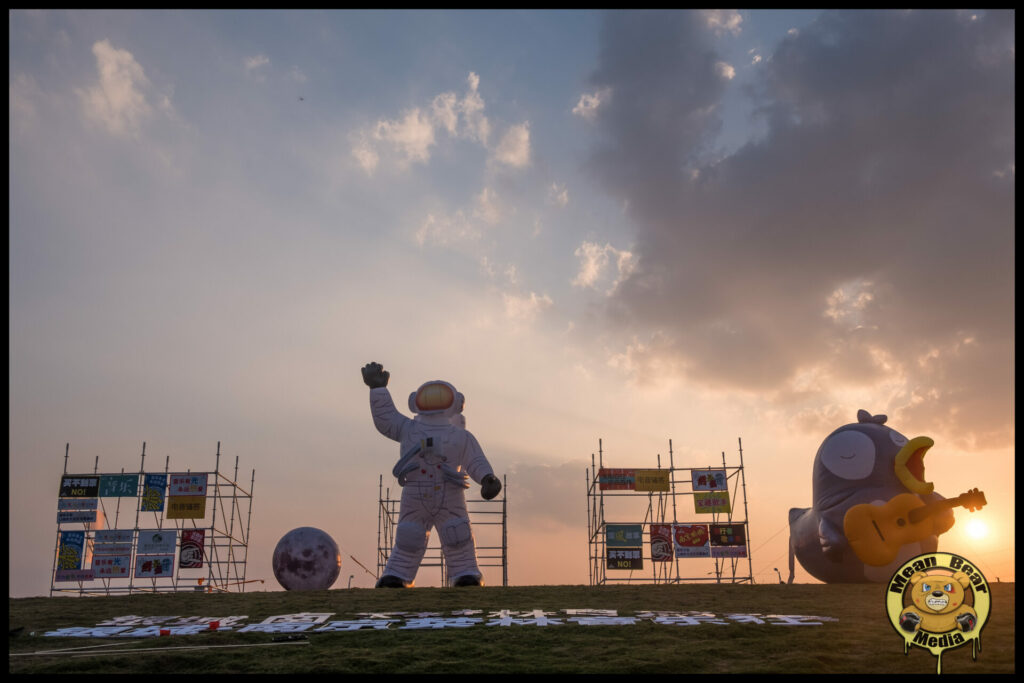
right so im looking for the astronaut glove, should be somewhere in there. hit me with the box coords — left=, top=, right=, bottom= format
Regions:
left=481, top=474, right=501, bottom=500
left=362, top=362, right=390, bottom=388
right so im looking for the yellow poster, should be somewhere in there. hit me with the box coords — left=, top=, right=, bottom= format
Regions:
left=694, top=491, right=731, bottom=514
left=166, top=496, right=207, bottom=519
left=635, top=469, right=670, bottom=492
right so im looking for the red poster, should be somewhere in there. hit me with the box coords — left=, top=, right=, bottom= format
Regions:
left=179, top=530, right=205, bottom=569
left=650, top=524, right=673, bottom=561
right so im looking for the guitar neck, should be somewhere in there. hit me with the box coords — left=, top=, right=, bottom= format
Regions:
left=907, top=492, right=981, bottom=524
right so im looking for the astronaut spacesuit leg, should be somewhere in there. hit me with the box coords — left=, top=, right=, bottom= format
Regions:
left=380, top=484, right=433, bottom=587
left=435, top=488, right=483, bottom=586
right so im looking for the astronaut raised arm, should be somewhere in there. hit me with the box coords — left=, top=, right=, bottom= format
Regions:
left=362, top=362, right=410, bottom=442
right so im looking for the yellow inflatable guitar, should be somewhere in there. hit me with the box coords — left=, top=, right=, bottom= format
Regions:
left=843, top=488, right=986, bottom=566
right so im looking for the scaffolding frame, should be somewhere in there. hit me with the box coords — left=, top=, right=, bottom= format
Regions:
left=50, top=441, right=256, bottom=596
left=586, top=437, right=754, bottom=585
left=377, top=474, right=508, bottom=586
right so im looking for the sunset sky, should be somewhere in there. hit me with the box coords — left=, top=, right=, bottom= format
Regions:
left=9, top=9, right=1014, bottom=596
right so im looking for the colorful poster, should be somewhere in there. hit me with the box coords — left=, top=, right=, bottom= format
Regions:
left=100, top=474, right=139, bottom=498
left=141, top=474, right=167, bottom=511
left=179, top=530, right=206, bottom=568
left=709, top=524, right=747, bottom=558
left=598, top=468, right=635, bottom=490
left=606, top=547, right=643, bottom=570
left=635, top=469, right=670, bottom=492
left=650, top=524, right=673, bottom=562
left=93, top=555, right=132, bottom=578
left=166, top=496, right=207, bottom=519
left=59, top=475, right=99, bottom=498
left=136, top=529, right=177, bottom=555
left=134, top=555, right=174, bottom=578
left=691, top=469, right=727, bottom=491
left=57, top=531, right=86, bottom=570
left=694, top=491, right=732, bottom=514
left=673, top=524, right=711, bottom=558
left=169, top=473, right=208, bottom=497
left=606, top=524, right=643, bottom=547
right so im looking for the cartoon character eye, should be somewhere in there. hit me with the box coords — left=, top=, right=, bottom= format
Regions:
left=944, top=583, right=953, bottom=593
left=889, top=430, right=908, bottom=447
left=922, top=583, right=931, bottom=593
left=817, top=430, right=876, bottom=480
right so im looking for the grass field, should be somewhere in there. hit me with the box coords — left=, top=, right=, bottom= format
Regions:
left=9, top=583, right=1015, bottom=674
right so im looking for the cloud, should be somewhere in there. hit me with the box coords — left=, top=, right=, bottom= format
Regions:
left=245, top=54, right=270, bottom=71
left=491, top=122, right=531, bottom=168
left=571, top=241, right=636, bottom=294
left=503, top=291, right=553, bottom=324
left=700, top=9, right=743, bottom=36
left=415, top=186, right=502, bottom=247
left=572, top=88, right=610, bottom=120
left=548, top=182, right=569, bottom=207
left=583, top=10, right=1014, bottom=446
left=77, top=40, right=155, bottom=137
left=352, top=71, right=495, bottom=174
left=715, top=61, right=736, bottom=80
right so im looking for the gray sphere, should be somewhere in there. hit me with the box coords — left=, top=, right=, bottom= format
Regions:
left=272, top=527, right=342, bottom=590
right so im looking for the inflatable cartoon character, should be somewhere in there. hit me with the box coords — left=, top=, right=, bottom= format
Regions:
left=362, top=362, right=501, bottom=587
left=899, top=570, right=978, bottom=634
left=788, top=410, right=960, bottom=583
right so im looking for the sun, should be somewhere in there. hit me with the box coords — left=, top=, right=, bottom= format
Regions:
left=964, top=518, right=988, bottom=540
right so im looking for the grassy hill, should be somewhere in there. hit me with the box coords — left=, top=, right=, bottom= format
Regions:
left=9, top=583, right=1015, bottom=674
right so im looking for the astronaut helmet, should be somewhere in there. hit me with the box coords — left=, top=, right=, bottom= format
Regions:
left=408, top=380, right=465, bottom=418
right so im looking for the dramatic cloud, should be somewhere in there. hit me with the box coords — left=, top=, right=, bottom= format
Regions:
left=77, top=40, right=156, bottom=136
left=572, top=241, right=636, bottom=295
left=572, top=88, right=610, bottom=120
left=585, top=10, right=1014, bottom=447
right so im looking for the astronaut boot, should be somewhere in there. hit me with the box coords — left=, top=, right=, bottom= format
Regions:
left=375, top=575, right=412, bottom=588
left=452, top=574, right=483, bottom=587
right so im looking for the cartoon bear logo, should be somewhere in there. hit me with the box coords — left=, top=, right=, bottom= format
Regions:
left=898, top=569, right=978, bottom=634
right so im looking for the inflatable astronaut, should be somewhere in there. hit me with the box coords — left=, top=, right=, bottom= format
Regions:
left=362, top=362, right=501, bottom=587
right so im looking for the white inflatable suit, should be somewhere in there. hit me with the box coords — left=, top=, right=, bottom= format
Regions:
left=363, top=363, right=499, bottom=587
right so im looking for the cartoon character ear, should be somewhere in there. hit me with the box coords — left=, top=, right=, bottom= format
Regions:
left=908, top=571, right=929, bottom=587
left=857, top=409, right=888, bottom=424
left=952, top=571, right=972, bottom=589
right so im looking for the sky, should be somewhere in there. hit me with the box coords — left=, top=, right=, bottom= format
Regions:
left=8, top=9, right=1015, bottom=597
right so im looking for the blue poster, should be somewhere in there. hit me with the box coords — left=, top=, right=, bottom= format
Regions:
left=57, top=531, right=86, bottom=570
left=100, top=474, right=139, bottom=498
left=141, top=474, right=167, bottom=511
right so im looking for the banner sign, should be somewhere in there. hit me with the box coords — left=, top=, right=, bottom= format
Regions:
left=54, top=569, right=95, bottom=582
left=607, top=548, right=643, bottom=570
left=673, top=524, right=711, bottom=558
left=134, top=555, right=174, bottom=578
left=166, top=496, right=207, bottom=519
left=95, top=529, right=135, bottom=544
left=709, top=524, right=747, bottom=558
left=694, top=491, right=731, bottom=514
left=57, top=509, right=99, bottom=524
left=179, top=530, right=206, bottom=568
left=635, top=469, right=670, bottom=492
left=136, top=529, right=177, bottom=555
left=598, top=468, right=635, bottom=490
left=94, top=555, right=132, bottom=578
left=59, top=475, right=99, bottom=498
left=169, top=473, right=208, bottom=497
left=606, top=524, right=643, bottom=547
left=692, top=469, right=727, bottom=491
left=57, top=498, right=98, bottom=511
left=57, top=531, right=86, bottom=570
left=100, top=474, right=139, bottom=498
left=141, top=474, right=167, bottom=511
left=650, top=523, right=673, bottom=562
